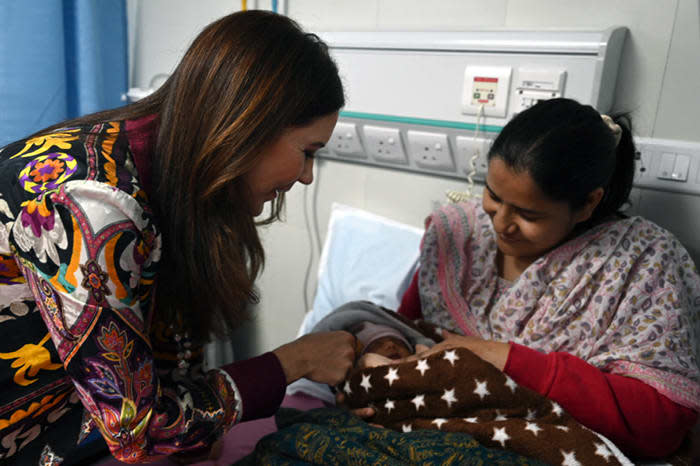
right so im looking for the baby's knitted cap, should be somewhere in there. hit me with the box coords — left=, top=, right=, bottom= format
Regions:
left=354, top=321, right=412, bottom=355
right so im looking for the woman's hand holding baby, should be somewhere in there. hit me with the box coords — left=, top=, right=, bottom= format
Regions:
left=273, top=331, right=356, bottom=385
left=402, top=331, right=511, bottom=371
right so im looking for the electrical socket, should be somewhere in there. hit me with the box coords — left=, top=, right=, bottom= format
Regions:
left=406, top=130, right=455, bottom=172
left=328, top=122, right=365, bottom=158
left=363, top=125, right=407, bottom=165
left=455, top=135, right=491, bottom=177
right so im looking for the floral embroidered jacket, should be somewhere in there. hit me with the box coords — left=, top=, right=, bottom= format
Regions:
left=0, top=122, right=256, bottom=464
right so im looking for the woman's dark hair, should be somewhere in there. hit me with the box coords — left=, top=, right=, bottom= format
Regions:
left=37, top=11, right=345, bottom=339
left=488, top=98, right=635, bottom=226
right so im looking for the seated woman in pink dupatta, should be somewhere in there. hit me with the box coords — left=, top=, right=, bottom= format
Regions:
left=389, top=98, right=699, bottom=460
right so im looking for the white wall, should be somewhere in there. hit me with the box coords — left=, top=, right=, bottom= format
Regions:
left=128, top=0, right=700, bottom=357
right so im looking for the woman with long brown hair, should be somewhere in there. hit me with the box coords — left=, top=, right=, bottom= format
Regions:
left=0, top=10, right=355, bottom=465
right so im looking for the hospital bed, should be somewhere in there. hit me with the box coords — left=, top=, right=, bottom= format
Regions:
left=244, top=198, right=697, bottom=464
left=283, top=201, right=697, bottom=465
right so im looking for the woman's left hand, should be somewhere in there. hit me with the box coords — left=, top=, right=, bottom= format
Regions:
left=402, top=330, right=511, bottom=371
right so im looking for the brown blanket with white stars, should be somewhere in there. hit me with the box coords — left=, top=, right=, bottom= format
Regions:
left=343, top=346, right=632, bottom=466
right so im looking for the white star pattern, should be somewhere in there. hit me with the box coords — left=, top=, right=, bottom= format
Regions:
left=555, top=425, right=570, bottom=432
left=384, top=367, right=399, bottom=386
left=432, top=418, right=448, bottom=429
left=551, top=401, right=563, bottom=417
left=384, top=399, right=395, bottom=413
left=594, top=443, right=612, bottom=461
left=504, top=375, right=518, bottom=393
left=415, top=359, right=430, bottom=376
left=411, top=394, right=426, bottom=411
left=360, top=374, right=372, bottom=392
left=524, top=422, right=542, bottom=436
left=473, top=379, right=490, bottom=400
left=463, top=417, right=478, bottom=423
left=441, top=388, right=457, bottom=408
left=494, top=410, right=507, bottom=421
left=402, top=424, right=412, bottom=432
left=525, top=409, right=536, bottom=420
left=343, top=380, right=352, bottom=395
left=443, top=349, right=459, bottom=366
left=561, top=450, right=582, bottom=466
left=492, top=427, right=510, bottom=447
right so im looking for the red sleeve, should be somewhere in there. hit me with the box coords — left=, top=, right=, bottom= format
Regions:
left=397, top=269, right=422, bottom=320
left=504, top=343, right=697, bottom=458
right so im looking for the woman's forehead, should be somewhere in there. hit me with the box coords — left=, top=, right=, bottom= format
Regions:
left=486, top=158, right=573, bottom=214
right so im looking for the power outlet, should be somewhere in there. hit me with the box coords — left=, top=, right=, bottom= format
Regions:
left=455, top=135, right=491, bottom=177
left=328, top=122, right=365, bottom=158
left=363, top=125, right=407, bottom=165
left=406, top=130, right=455, bottom=172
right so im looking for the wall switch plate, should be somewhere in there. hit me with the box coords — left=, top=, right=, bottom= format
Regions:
left=455, top=135, right=491, bottom=177
left=407, top=130, right=455, bottom=172
left=363, top=125, right=407, bottom=164
left=633, top=137, right=700, bottom=196
left=328, top=122, right=365, bottom=158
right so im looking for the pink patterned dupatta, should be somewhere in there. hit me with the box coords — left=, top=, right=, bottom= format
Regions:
left=418, top=200, right=700, bottom=410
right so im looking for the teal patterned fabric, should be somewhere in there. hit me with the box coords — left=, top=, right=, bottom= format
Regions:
left=236, top=407, right=546, bottom=465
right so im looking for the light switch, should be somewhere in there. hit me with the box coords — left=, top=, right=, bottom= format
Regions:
left=657, top=152, right=676, bottom=180
left=671, top=154, right=690, bottom=181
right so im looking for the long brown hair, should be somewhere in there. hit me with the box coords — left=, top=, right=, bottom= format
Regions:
left=37, top=11, right=345, bottom=340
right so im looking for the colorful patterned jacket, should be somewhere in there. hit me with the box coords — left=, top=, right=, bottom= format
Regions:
left=0, top=120, right=286, bottom=465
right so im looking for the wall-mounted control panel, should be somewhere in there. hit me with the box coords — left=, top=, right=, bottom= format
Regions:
left=319, top=28, right=627, bottom=127
left=461, top=66, right=512, bottom=118
left=315, top=28, right=634, bottom=183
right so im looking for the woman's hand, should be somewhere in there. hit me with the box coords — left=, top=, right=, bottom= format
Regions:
left=403, top=331, right=511, bottom=371
left=273, top=331, right=356, bottom=385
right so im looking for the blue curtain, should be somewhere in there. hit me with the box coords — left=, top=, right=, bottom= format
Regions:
left=0, top=0, right=128, bottom=147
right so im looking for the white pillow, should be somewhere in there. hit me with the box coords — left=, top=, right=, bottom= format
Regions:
left=297, top=203, right=424, bottom=337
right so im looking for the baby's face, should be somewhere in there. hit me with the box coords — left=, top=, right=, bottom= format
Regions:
left=364, top=336, right=412, bottom=360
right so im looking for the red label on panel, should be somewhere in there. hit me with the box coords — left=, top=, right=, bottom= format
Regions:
left=474, top=77, right=498, bottom=83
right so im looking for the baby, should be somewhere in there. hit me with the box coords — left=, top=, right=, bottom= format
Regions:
left=352, top=321, right=420, bottom=368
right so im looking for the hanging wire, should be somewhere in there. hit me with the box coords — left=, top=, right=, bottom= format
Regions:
left=302, top=183, right=313, bottom=314
left=241, top=0, right=247, bottom=11
left=302, top=159, right=323, bottom=313
left=446, top=104, right=485, bottom=204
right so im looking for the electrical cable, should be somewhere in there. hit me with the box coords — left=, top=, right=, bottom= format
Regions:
left=468, top=103, right=486, bottom=193
left=311, top=158, right=323, bottom=256
left=241, top=0, right=247, bottom=11
left=302, top=158, right=322, bottom=314
left=445, top=103, right=485, bottom=203
left=302, top=181, right=313, bottom=314
left=272, top=0, right=278, bottom=13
